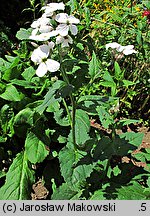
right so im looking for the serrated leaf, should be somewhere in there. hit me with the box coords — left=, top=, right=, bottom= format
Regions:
left=119, top=132, right=144, bottom=147
left=75, top=109, right=90, bottom=145
left=59, top=146, right=94, bottom=186
left=117, top=182, right=147, bottom=200
left=96, top=106, right=114, bottom=129
left=90, top=189, right=105, bottom=200
left=36, top=80, right=64, bottom=114
left=89, top=51, right=99, bottom=79
left=0, top=151, right=35, bottom=200
left=117, top=119, right=140, bottom=128
left=25, top=132, right=49, bottom=164
left=54, top=108, right=70, bottom=126
left=51, top=183, right=82, bottom=200
left=16, top=28, right=32, bottom=40
left=14, top=108, right=34, bottom=126
left=0, top=84, right=22, bottom=102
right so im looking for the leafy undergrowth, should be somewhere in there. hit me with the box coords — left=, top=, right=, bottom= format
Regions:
left=0, top=0, right=150, bottom=200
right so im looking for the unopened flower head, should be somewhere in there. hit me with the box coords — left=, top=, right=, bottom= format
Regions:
left=42, top=2, right=65, bottom=17
left=31, top=44, right=60, bottom=77
left=55, top=13, right=80, bottom=36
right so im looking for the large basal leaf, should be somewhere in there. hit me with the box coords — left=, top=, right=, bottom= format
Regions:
left=0, top=84, right=22, bottom=102
left=35, top=80, right=65, bottom=115
left=51, top=183, right=82, bottom=200
left=59, top=145, right=94, bottom=187
left=16, top=28, right=32, bottom=40
left=117, top=182, right=147, bottom=200
left=88, top=51, right=99, bottom=79
left=25, top=131, right=49, bottom=164
left=75, top=109, right=90, bottom=145
left=0, top=151, right=35, bottom=200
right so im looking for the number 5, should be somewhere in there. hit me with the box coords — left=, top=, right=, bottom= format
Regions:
left=141, top=203, right=146, bottom=211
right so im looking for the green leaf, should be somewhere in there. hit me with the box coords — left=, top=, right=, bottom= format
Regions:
left=96, top=106, right=114, bottom=129
left=113, top=165, right=121, bottom=176
left=0, top=152, right=35, bottom=200
left=51, top=183, right=82, bottom=200
left=2, top=57, right=20, bottom=81
left=119, top=132, right=144, bottom=147
left=117, top=119, right=140, bottom=128
left=35, top=80, right=64, bottom=114
left=0, top=84, right=22, bottom=101
left=25, top=131, right=49, bottom=164
left=108, top=12, right=122, bottom=22
left=75, top=109, right=90, bottom=145
left=16, top=28, right=32, bottom=40
left=84, top=6, right=91, bottom=28
left=114, top=61, right=123, bottom=80
left=14, top=108, right=34, bottom=126
left=54, top=108, right=70, bottom=126
left=0, top=171, right=6, bottom=179
left=122, top=79, right=135, bottom=87
left=22, top=66, right=35, bottom=81
left=10, top=79, right=37, bottom=89
left=88, top=51, right=99, bottom=79
left=117, top=182, right=147, bottom=200
left=90, top=189, right=105, bottom=200
left=59, top=145, right=94, bottom=186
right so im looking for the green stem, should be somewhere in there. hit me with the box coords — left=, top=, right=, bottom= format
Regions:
left=58, top=49, right=77, bottom=149
left=70, top=95, right=77, bottom=150
left=62, top=98, right=72, bottom=127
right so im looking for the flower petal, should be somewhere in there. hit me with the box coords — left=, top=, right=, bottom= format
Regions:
left=55, top=13, right=68, bottom=23
left=105, top=42, right=121, bottom=50
left=36, top=62, right=48, bottom=77
left=56, top=35, right=64, bottom=44
left=56, top=24, right=69, bottom=36
left=39, top=25, right=53, bottom=33
left=70, top=24, right=78, bottom=35
left=46, top=59, right=60, bottom=72
left=68, top=15, right=80, bottom=24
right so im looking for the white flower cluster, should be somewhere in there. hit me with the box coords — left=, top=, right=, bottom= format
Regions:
left=106, top=42, right=138, bottom=55
left=30, top=2, right=80, bottom=77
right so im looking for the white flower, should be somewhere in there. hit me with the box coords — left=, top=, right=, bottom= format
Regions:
left=31, top=16, right=52, bottom=31
left=106, top=42, right=138, bottom=55
left=31, top=44, right=60, bottom=77
left=55, top=13, right=80, bottom=36
left=106, top=42, right=121, bottom=50
left=29, top=15, right=58, bottom=41
left=56, top=35, right=73, bottom=47
left=42, top=2, right=65, bottom=17
left=29, top=30, right=58, bottom=41
left=122, top=45, right=138, bottom=55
